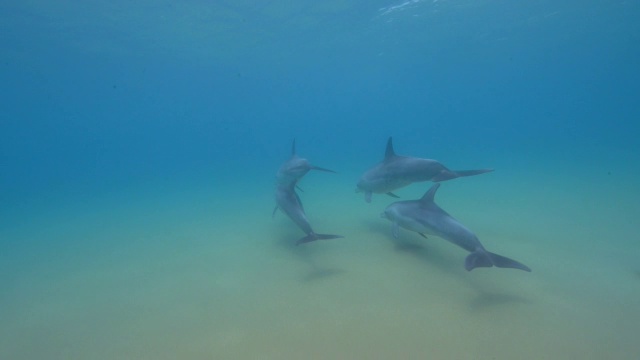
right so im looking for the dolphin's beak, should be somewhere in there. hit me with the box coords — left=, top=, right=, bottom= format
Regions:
left=354, top=188, right=361, bottom=193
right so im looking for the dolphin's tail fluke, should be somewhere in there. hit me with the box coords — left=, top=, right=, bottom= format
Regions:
left=465, top=249, right=531, bottom=272
left=297, top=233, right=344, bottom=245
left=433, top=169, right=493, bottom=182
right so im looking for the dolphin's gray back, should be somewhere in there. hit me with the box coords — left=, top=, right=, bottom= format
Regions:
left=276, top=155, right=311, bottom=186
left=390, top=200, right=481, bottom=253
left=418, top=203, right=482, bottom=252
left=377, top=157, right=447, bottom=186
left=275, top=184, right=313, bottom=235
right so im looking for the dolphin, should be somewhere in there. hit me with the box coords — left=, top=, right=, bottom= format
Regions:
left=381, top=183, right=531, bottom=272
left=356, top=137, right=493, bottom=202
left=277, top=139, right=336, bottom=187
left=274, top=182, right=343, bottom=245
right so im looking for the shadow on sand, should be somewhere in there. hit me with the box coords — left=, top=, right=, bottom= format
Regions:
left=468, top=291, right=530, bottom=312
left=271, top=220, right=346, bottom=283
left=302, top=267, right=346, bottom=282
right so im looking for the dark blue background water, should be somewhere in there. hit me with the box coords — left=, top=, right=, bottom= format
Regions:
left=2, top=1, right=638, bottom=223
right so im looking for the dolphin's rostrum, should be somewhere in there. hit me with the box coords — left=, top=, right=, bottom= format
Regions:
left=381, top=183, right=531, bottom=272
left=357, top=137, right=493, bottom=202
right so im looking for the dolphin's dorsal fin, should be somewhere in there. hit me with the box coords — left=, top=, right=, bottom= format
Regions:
left=291, top=138, right=297, bottom=156
left=384, top=137, right=396, bottom=159
left=420, top=183, right=441, bottom=204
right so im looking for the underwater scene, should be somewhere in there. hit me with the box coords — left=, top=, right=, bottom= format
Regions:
left=1, top=1, right=639, bottom=359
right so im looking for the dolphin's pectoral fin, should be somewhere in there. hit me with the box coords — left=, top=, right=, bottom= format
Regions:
left=392, top=222, right=400, bottom=239
left=272, top=205, right=278, bottom=218
left=311, top=165, right=337, bottom=173
left=418, top=233, right=428, bottom=239
left=386, top=192, right=400, bottom=198
left=365, top=191, right=372, bottom=203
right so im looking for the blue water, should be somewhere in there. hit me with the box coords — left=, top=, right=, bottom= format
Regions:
left=1, top=1, right=639, bottom=359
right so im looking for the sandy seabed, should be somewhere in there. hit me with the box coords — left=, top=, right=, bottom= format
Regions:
left=1, top=165, right=638, bottom=359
